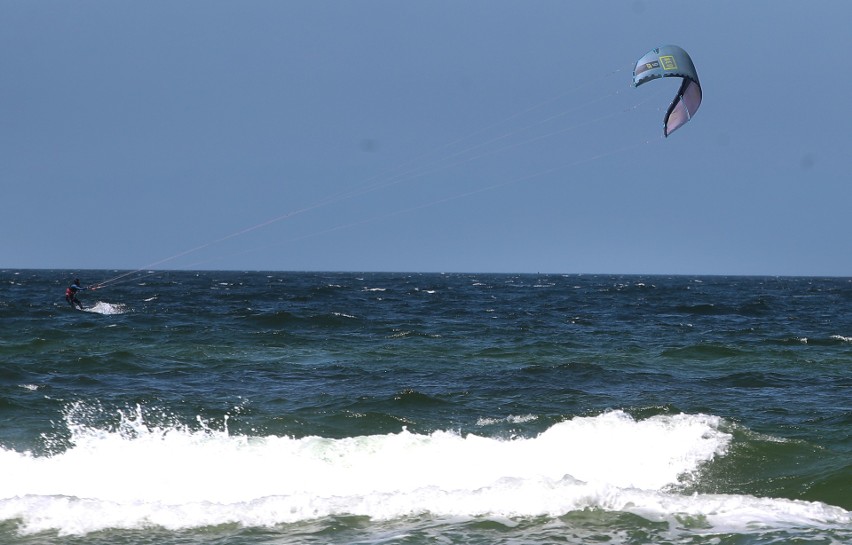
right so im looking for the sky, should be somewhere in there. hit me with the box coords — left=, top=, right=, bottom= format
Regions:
left=2, top=1, right=850, bottom=276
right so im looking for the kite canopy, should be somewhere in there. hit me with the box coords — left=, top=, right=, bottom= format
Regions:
left=633, top=45, right=701, bottom=137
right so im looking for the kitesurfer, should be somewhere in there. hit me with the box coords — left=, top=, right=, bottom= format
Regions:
left=65, top=278, right=92, bottom=310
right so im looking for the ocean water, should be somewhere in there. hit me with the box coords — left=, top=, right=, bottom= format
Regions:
left=1, top=270, right=850, bottom=545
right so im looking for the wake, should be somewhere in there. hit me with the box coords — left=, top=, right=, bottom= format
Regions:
left=83, top=301, right=129, bottom=315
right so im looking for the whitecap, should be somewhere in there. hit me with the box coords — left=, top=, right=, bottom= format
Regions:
left=476, top=414, right=538, bottom=426
left=2, top=407, right=848, bottom=537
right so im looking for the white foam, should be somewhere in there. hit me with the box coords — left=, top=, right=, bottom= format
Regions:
left=476, top=414, right=538, bottom=426
left=83, top=302, right=129, bottom=315
left=1, top=408, right=849, bottom=537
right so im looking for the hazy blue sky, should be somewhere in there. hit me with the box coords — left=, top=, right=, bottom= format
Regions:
left=3, top=1, right=850, bottom=275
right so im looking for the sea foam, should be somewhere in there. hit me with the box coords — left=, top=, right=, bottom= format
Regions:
left=83, top=301, right=128, bottom=315
left=1, top=406, right=849, bottom=536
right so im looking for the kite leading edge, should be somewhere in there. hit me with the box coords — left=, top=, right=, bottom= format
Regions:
left=633, top=45, right=701, bottom=137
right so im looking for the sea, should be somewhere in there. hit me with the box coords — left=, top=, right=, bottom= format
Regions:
left=1, top=269, right=850, bottom=545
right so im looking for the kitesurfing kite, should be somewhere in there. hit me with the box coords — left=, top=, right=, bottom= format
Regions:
left=633, top=45, right=701, bottom=137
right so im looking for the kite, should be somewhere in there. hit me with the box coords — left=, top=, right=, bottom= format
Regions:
left=633, top=45, right=701, bottom=137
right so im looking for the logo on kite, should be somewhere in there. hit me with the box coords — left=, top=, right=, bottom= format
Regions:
left=633, top=45, right=701, bottom=137
left=659, top=56, right=678, bottom=70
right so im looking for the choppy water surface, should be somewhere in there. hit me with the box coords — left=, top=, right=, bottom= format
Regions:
left=1, top=270, right=850, bottom=544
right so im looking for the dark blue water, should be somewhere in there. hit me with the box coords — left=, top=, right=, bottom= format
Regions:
left=1, top=270, right=850, bottom=544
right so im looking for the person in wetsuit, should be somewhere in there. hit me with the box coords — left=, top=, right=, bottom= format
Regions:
left=65, top=278, right=88, bottom=310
